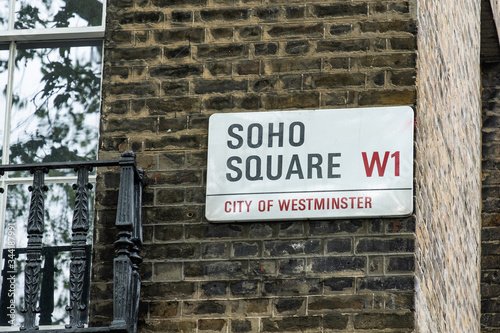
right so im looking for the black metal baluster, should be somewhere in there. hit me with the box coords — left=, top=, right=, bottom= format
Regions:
left=66, top=166, right=92, bottom=329
left=129, top=168, right=143, bottom=333
left=39, top=249, right=55, bottom=325
left=20, top=168, right=48, bottom=331
left=110, top=152, right=136, bottom=330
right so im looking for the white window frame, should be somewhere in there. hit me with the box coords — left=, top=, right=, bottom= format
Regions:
left=0, top=0, right=106, bottom=328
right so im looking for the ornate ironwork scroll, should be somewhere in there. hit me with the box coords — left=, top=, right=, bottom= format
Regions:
left=21, top=168, right=48, bottom=331
left=66, top=166, right=92, bottom=328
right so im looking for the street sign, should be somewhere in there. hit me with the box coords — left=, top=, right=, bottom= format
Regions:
left=206, top=106, right=414, bottom=222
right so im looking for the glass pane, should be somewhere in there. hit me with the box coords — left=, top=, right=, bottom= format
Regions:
left=9, top=43, right=101, bottom=172
left=0, top=1, right=8, bottom=30
left=0, top=48, right=8, bottom=165
left=15, top=0, right=103, bottom=29
left=0, top=182, right=94, bottom=326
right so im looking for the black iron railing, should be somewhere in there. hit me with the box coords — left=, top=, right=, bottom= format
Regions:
left=0, top=151, right=143, bottom=333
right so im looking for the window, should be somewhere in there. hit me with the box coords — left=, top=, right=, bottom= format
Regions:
left=0, top=0, right=105, bottom=327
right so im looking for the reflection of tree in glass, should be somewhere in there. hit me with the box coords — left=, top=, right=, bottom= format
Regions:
left=1, top=0, right=101, bottom=326
left=16, top=0, right=103, bottom=29
left=9, top=44, right=101, bottom=166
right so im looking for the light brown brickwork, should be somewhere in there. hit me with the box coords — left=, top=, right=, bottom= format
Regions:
left=415, top=0, right=482, bottom=331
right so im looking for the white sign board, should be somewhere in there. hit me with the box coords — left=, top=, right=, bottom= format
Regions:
left=206, top=106, right=414, bottom=222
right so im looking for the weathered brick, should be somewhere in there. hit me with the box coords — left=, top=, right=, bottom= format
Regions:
left=152, top=0, right=207, bottom=7
left=165, top=45, right=191, bottom=59
left=323, top=314, right=349, bottom=329
left=387, top=256, right=415, bottom=273
left=391, top=37, right=417, bottom=50
left=326, top=238, right=352, bottom=254
left=184, top=261, right=246, bottom=278
left=197, top=44, right=248, bottom=59
left=284, top=40, right=311, bottom=55
left=357, top=53, right=417, bottom=68
left=253, top=7, right=280, bottom=21
left=150, top=65, right=202, bottom=78
left=323, top=277, right=355, bottom=293
left=359, top=276, right=414, bottom=291
left=252, top=78, right=277, bottom=92
left=285, top=6, right=305, bottom=19
left=154, top=225, right=183, bottom=242
left=146, top=97, right=202, bottom=114
left=264, top=239, right=320, bottom=256
left=200, top=9, right=250, bottom=21
left=353, top=313, right=413, bottom=329
left=274, top=297, right=305, bottom=314
left=264, top=92, right=319, bottom=109
left=254, top=43, right=278, bottom=56
left=235, top=60, right=260, bottom=75
left=309, top=220, right=364, bottom=235
left=356, top=237, right=414, bottom=253
left=184, top=301, right=226, bottom=315
left=234, top=242, right=260, bottom=257
left=310, top=256, right=366, bottom=273
left=267, top=23, right=323, bottom=38
left=308, top=295, right=366, bottom=311
left=153, top=262, right=183, bottom=281
left=107, top=82, right=158, bottom=96
left=312, top=73, right=365, bottom=88
left=312, top=4, right=367, bottom=18
left=262, top=316, right=321, bottom=332
left=142, top=282, right=196, bottom=298
left=329, top=24, right=353, bottom=35
left=149, top=301, right=179, bottom=317
left=263, top=278, right=321, bottom=296
left=230, top=280, right=259, bottom=296
left=172, top=10, right=192, bottom=23
left=278, top=222, right=304, bottom=237
left=107, top=47, right=161, bottom=62
left=206, top=61, right=233, bottom=76
left=249, top=223, right=274, bottom=238
left=198, top=319, right=227, bottom=332
left=231, top=319, right=253, bottom=332
left=210, top=27, right=233, bottom=40
left=119, top=11, right=164, bottom=25
left=194, top=79, right=247, bottom=94
left=186, top=224, right=243, bottom=239
left=245, top=299, right=270, bottom=314
left=237, top=26, right=261, bottom=40
left=141, top=319, right=196, bottom=332
left=161, top=81, right=189, bottom=95
left=360, top=20, right=417, bottom=34
left=143, top=243, right=200, bottom=259
left=156, top=188, right=184, bottom=204
left=107, top=31, right=132, bottom=44
left=278, top=259, right=306, bottom=275
left=202, top=281, right=228, bottom=296
left=202, top=242, right=228, bottom=259
left=154, top=28, right=205, bottom=43
left=269, top=58, right=321, bottom=72
left=358, top=89, right=416, bottom=105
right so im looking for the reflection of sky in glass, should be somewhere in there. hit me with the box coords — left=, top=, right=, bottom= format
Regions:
left=0, top=1, right=8, bottom=30
left=15, top=0, right=103, bottom=29
left=0, top=49, right=7, bottom=164
left=9, top=44, right=101, bottom=166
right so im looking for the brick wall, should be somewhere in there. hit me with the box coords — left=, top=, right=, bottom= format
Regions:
left=415, top=0, right=482, bottom=331
left=92, top=1, right=417, bottom=332
left=481, top=62, right=500, bottom=331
